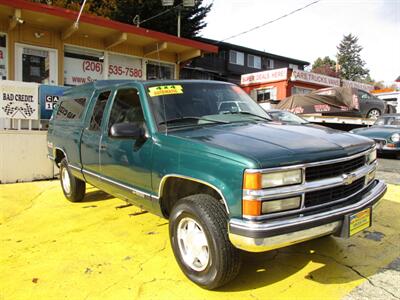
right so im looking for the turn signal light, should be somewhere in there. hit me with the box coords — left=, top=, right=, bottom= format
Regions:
left=243, top=172, right=262, bottom=190
left=242, top=199, right=261, bottom=216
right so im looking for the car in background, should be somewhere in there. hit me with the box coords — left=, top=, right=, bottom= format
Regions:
left=217, top=101, right=251, bottom=113
left=266, top=109, right=309, bottom=125
left=350, top=114, right=400, bottom=158
left=314, top=87, right=387, bottom=119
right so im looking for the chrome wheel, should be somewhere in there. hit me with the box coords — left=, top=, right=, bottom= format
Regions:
left=177, top=217, right=210, bottom=271
left=367, top=109, right=381, bottom=119
left=61, top=167, right=71, bottom=194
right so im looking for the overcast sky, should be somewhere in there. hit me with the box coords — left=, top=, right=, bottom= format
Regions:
left=199, top=0, right=400, bottom=84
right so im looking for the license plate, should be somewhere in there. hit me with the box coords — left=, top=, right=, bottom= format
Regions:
left=349, top=208, right=371, bottom=236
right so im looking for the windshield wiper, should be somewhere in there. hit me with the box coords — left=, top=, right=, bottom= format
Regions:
left=158, top=116, right=229, bottom=126
left=223, top=111, right=271, bottom=121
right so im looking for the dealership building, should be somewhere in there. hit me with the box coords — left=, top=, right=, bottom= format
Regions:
left=0, top=0, right=217, bottom=183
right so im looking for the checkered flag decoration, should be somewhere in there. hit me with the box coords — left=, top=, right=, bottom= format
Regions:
left=1, top=102, right=36, bottom=118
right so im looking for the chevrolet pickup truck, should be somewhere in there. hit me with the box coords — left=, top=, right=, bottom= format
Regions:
left=47, top=80, right=387, bottom=289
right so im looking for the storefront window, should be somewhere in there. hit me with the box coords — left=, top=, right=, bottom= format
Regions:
left=0, top=33, right=6, bottom=80
left=256, top=87, right=277, bottom=102
left=146, top=61, right=174, bottom=80
left=64, top=46, right=104, bottom=86
left=291, top=86, right=314, bottom=95
left=22, top=48, right=50, bottom=84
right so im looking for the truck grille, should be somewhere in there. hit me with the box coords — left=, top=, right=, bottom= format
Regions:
left=304, top=177, right=365, bottom=207
left=305, top=156, right=366, bottom=181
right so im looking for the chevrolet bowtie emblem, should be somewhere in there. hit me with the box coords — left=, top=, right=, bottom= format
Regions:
left=342, top=173, right=357, bottom=185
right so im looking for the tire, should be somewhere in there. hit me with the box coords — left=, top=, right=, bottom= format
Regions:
left=366, top=109, right=381, bottom=119
left=169, top=194, right=242, bottom=290
left=60, top=158, right=86, bottom=202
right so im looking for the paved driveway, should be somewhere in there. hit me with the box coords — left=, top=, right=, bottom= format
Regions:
left=0, top=174, right=399, bottom=299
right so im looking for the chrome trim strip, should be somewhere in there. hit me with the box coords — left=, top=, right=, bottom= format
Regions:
left=245, top=147, right=374, bottom=174
left=54, top=147, right=68, bottom=162
left=229, top=221, right=341, bottom=252
left=158, top=174, right=230, bottom=214
left=81, top=168, right=158, bottom=200
left=243, top=161, right=376, bottom=200
left=68, top=164, right=81, bottom=172
left=243, top=179, right=375, bottom=221
left=230, top=180, right=386, bottom=234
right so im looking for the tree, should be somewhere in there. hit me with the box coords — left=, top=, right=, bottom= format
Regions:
left=113, top=0, right=212, bottom=38
left=31, top=0, right=212, bottom=38
left=336, top=34, right=369, bottom=81
left=311, top=56, right=339, bottom=77
left=31, top=0, right=116, bottom=17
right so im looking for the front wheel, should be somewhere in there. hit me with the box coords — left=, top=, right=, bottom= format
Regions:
left=367, top=109, right=381, bottom=119
left=60, top=158, right=86, bottom=202
left=169, top=194, right=242, bottom=290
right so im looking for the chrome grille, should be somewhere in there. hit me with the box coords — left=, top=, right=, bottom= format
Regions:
left=304, top=177, right=365, bottom=208
left=305, top=156, right=366, bottom=182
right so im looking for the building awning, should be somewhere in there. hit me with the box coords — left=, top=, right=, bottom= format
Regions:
left=0, top=0, right=218, bottom=62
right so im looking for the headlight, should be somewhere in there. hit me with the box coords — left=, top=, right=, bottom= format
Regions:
left=262, top=170, right=302, bottom=188
left=243, top=169, right=302, bottom=190
left=367, top=149, right=377, bottom=164
left=391, top=133, right=400, bottom=143
left=366, top=168, right=376, bottom=184
left=262, top=196, right=301, bottom=214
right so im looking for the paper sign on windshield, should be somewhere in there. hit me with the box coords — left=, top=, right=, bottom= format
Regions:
left=148, top=85, right=183, bottom=97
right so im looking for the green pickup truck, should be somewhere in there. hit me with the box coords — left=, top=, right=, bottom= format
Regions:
left=47, top=80, right=387, bottom=289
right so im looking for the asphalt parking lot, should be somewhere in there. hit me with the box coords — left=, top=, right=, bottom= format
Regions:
left=0, top=157, right=399, bottom=300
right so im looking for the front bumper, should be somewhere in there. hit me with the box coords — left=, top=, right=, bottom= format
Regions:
left=228, top=179, right=387, bottom=252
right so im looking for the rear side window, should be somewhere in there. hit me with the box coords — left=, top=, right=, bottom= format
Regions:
left=55, top=98, right=87, bottom=121
left=89, top=91, right=111, bottom=131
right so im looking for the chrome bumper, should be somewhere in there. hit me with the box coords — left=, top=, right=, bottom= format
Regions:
left=228, top=180, right=387, bottom=252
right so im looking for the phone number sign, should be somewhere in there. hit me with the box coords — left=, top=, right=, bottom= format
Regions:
left=108, top=54, right=143, bottom=80
left=64, top=54, right=144, bottom=86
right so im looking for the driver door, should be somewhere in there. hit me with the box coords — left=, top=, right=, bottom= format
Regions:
left=99, top=86, right=154, bottom=207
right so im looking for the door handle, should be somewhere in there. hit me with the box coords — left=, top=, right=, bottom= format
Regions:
left=100, top=144, right=107, bottom=150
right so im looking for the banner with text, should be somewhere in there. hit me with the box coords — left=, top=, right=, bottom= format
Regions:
left=0, top=81, right=39, bottom=120
left=64, top=57, right=104, bottom=86
left=342, top=80, right=374, bottom=92
left=291, top=70, right=340, bottom=87
left=241, top=68, right=288, bottom=85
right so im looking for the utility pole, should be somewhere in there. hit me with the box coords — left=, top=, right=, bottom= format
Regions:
left=161, top=0, right=195, bottom=37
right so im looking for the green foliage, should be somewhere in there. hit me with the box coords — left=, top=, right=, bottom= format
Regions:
left=31, top=0, right=211, bottom=38
left=336, top=34, right=370, bottom=81
left=311, top=56, right=339, bottom=77
left=31, top=0, right=117, bottom=17
left=113, top=0, right=212, bottom=38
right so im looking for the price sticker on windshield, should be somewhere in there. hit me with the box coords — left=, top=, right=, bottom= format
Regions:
left=148, top=85, right=184, bottom=97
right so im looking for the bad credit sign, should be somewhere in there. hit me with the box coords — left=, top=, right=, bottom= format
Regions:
left=0, top=81, right=39, bottom=120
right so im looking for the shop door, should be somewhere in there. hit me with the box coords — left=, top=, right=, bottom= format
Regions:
left=15, top=44, right=58, bottom=85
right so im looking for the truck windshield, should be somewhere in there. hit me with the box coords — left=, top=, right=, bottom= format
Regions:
left=146, top=82, right=270, bottom=130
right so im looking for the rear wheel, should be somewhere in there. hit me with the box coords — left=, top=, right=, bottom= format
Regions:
left=60, top=158, right=85, bottom=202
left=169, top=194, right=242, bottom=290
left=367, top=109, right=381, bottom=119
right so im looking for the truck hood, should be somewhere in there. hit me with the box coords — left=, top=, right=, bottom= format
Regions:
left=351, top=126, right=400, bottom=140
left=171, top=122, right=373, bottom=168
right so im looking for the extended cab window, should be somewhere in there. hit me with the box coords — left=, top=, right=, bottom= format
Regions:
left=89, top=91, right=111, bottom=131
left=55, top=98, right=86, bottom=121
left=107, top=88, right=144, bottom=133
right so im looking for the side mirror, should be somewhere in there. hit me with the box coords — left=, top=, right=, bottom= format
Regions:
left=110, top=122, right=145, bottom=139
